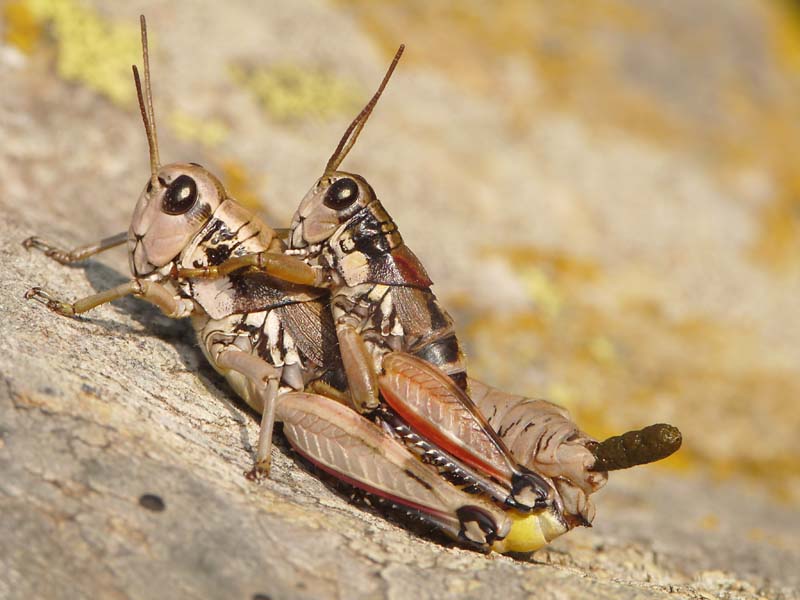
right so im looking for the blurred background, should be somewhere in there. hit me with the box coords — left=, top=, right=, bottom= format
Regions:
left=2, top=0, right=799, bottom=591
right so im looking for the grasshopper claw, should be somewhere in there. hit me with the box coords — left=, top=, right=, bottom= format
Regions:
left=22, top=236, right=68, bottom=263
left=245, top=459, right=271, bottom=482
left=456, top=506, right=503, bottom=547
left=21, top=236, right=50, bottom=252
left=24, top=287, right=76, bottom=317
left=511, top=470, right=554, bottom=511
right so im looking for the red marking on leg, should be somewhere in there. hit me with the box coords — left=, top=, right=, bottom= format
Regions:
left=380, top=383, right=511, bottom=484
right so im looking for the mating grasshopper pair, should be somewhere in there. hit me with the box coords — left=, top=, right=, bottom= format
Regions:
left=23, top=17, right=681, bottom=553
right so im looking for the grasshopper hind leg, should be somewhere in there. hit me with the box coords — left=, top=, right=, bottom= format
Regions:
left=275, top=391, right=512, bottom=549
left=379, top=352, right=556, bottom=513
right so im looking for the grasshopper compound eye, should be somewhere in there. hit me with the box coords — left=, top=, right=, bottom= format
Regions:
left=324, top=177, right=360, bottom=211
left=163, top=174, right=198, bottom=215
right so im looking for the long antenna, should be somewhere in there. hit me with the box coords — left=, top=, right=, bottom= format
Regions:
left=324, top=44, right=405, bottom=175
left=132, top=15, right=160, bottom=186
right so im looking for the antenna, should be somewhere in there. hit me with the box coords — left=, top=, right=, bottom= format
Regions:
left=132, top=15, right=160, bottom=186
left=324, top=44, right=405, bottom=175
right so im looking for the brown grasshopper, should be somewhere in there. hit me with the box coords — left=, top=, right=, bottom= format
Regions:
left=286, top=46, right=682, bottom=535
left=287, top=47, right=559, bottom=516
left=24, top=17, right=680, bottom=553
left=22, top=16, right=574, bottom=552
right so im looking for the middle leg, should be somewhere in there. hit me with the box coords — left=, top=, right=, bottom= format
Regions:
left=214, top=347, right=282, bottom=478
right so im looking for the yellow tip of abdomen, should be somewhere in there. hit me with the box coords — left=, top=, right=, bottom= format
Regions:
left=491, top=510, right=568, bottom=554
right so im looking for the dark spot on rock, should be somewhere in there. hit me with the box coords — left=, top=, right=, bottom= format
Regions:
left=139, top=493, right=166, bottom=512
left=252, top=594, right=272, bottom=600
left=41, top=386, right=57, bottom=396
left=81, top=383, right=98, bottom=396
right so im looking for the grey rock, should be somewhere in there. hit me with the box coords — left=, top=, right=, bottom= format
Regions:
left=1, top=1, right=798, bottom=599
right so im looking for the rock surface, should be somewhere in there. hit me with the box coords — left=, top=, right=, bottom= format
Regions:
left=1, top=1, right=799, bottom=599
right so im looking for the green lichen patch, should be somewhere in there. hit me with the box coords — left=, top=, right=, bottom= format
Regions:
left=231, top=61, right=361, bottom=123
left=6, top=0, right=140, bottom=106
left=169, top=110, right=229, bottom=148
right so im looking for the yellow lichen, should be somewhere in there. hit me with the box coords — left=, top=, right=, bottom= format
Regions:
left=170, top=110, right=229, bottom=148
left=700, top=514, right=720, bottom=531
left=230, top=62, right=360, bottom=123
left=3, top=1, right=42, bottom=54
left=750, top=180, right=800, bottom=273
left=587, top=336, right=617, bottom=366
left=333, top=0, right=685, bottom=142
left=771, top=0, right=800, bottom=73
left=219, top=160, right=265, bottom=212
left=342, top=0, right=800, bottom=272
left=459, top=244, right=800, bottom=504
left=16, top=0, right=140, bottom=105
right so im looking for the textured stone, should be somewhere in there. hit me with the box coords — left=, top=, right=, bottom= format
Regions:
left=1, top=1, right=799, bottom=599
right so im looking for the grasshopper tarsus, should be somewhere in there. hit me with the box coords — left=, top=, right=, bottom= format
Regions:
left=24, top=287, right=76, bottom=317
left=22, top=236, right=70, bottom=264
left=21, top=235, right=47, bottom=251
left=244, top=463, right=271, bottom=482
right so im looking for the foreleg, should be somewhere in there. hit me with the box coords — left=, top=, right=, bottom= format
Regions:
left=175, top=251, right=324, bottom=287
left=25, top=279, right=193, bottom=318
left=23, top=231, right=128, bottom=264
left=335, top=319, right=380, bottom=413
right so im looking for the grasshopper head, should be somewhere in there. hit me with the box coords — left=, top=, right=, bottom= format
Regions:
left=290, top=171, right=376, bottom=249
left=290, top=45, right=404, bottom=252
left=125, top=17, right=227, bottom=278
left=128, top=163, right=226, bottom=277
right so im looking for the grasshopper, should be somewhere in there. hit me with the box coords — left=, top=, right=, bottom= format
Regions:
left=286, top=46, right=682, bottom=535
left=23, top=16, right=680, bottom=554
left=287, top=46, right=558, bottom=517
left=22, top=16, right=578, bottom=552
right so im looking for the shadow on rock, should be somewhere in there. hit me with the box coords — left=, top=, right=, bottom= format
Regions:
left=76, top=259, right=259, bottom=457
